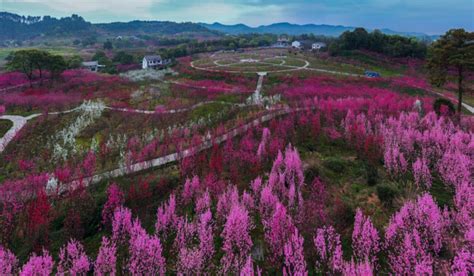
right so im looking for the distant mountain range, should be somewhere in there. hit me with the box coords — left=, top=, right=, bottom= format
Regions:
left=200, top=22, right=439, bottom=40
left=0, top=12, right=439, bottom=43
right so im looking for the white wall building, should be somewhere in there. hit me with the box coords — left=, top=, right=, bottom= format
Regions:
left=312, top=42, right=327, bottom=50
left=142, top=55, right=163, bottom=69
left=81, top=61, right=104, bottom=72
left=291, top=41, right=301, bottom=49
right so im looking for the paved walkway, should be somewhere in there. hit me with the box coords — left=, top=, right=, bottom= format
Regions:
left=0, top=114, right=41, bottom=152
left=60, top=106, right=296, bottom=193
left=0, top=72, right=266, bottom=153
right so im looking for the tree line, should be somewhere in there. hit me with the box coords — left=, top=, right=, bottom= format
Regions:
left=329, top=28, right=428, bottom=58
left=6, top=49, right=67, bottom=87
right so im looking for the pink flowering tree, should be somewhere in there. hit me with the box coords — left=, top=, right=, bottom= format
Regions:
left=268, top=145, right=305, bottom=210
left=283, top=228, right=308, bottom=276
left=155, top=194, right=179, bottom=239
left=112, top=206, right=132, bottom=244
left=451, top=247, right=473, bottom=275
left=0, top=246, right=18, bottom=275
left=257, top=128, right=271, bottom=158
left=264, top=202, right=295, bottom=264
left=258, top=184, right=279, bottom=224
left=128, top=222, right=166, bottom=275
left=313, top=226, right=343, bottom=273
left=352, top=208, right=380, bottom=266
left=94, top=237, right=117, bottom=275
left=388, top=229, right=433, bottom=275
left=182, top=175, right=200, bottom=204
left=101, top=183, right=124, bottom=227
left=385, top=193, right=446, bottom=255
left=240, top=255, right=258, bottom=276
left=383, top=143, right=408, bottom=178
left=175, top=209, right=215, bottom=274
left=216, top=185, right=240, bottom=222
left=57, top=239, right=90, bottom=275
left=220, top=203, right=253, bottom=274
left=195, top=189, right=212, bottom=215
left=342, top=259, right=374, bottom=276
left=20, top=250, right=54, bottom=276
left=412, top=156, right=432, bottom=189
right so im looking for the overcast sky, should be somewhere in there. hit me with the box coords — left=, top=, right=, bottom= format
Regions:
left=2, top=0, right=473, bottom=34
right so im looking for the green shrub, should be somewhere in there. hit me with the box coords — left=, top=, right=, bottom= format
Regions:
left=323, top=158, right=345, bottom=173
left=376, top=184, right=398, bottom=206
left=365, top=163, right=379, bottom=186
left=304, top=165, right=320, bottom=184
left=433, top=98, right=455, bottom=116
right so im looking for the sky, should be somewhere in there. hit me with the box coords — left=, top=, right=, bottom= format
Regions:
left=2, top=0, right=473, bottom=34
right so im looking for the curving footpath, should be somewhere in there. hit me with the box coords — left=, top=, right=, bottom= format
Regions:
left=0, top=114, right=41, bottom=152
left=0, top=73, right=266, bottom=153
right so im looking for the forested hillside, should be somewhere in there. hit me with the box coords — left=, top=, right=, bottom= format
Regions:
left=0, top=12, right=218, bottom=42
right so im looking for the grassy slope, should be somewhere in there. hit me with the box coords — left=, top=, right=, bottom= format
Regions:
left=0, top=119, right=13, bottom=138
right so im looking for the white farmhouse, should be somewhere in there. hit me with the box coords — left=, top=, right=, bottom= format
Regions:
left=142, top=55, right=163, bottom=69
left=291, top=41, right=301, bottom=49
left=81, top=61, right=105, bottom=72
left=312, top=42, right=327, bottom=51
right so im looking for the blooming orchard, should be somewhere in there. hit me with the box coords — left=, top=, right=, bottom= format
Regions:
left=0, top=64, right=472, bottom=274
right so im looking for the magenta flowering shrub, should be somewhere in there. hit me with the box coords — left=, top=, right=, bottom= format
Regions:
left=0, top=246, right=18, bottom=274
left=412, top=156, right=432, bottom=188
left=128, top=222, right=166, bottom=275
left=182, top=175, right=200, bottom=204
left=216, top=185, right=240, bottom=221
left=385, top=193, right=446, bottom=255
left=19, top=250, right=54, bottom=276
left=352, top=208, right=380, bottom=265
left=258, top=184, right=279, bottom=226
left=313, top=226, right=343, bottom=273
left=155, top=194, right=179, bottom=238
left=175, top=209, right=214, bottom=274
left=240, top=255, right=258, bottom=276
left=220, top=203, right=253, bottom=273
left=112, top=206, right=132, bottom=243
left=101, top=183, right=124, bottom=227
left=57, top=239, right=90, bottom=275
left=388, top=229, right=434, bottom=275
left=384, top=143, right=408, bottom=177
left=453, top=180, right=473, bottom=237
left=264, top=202, right=295, bottom=264
left=342, top=259, right=374, bottom=276
left=451, top=247, right=474, bottom=275
left=257, top=128, right=271, bottom=158
left=0, top=72, right=29, bottom=89
left=195, top=189, right=212, bottom=214
left=94, top=237, right=117, bottom=275
left=283, top=228, right=308, bottom=276
left=268, top=144, right=304, bottom=209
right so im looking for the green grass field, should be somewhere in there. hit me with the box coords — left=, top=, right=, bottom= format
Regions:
left=0, top=119, right=13, bottom=138
left=0, top=46, right=79, bottom=62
